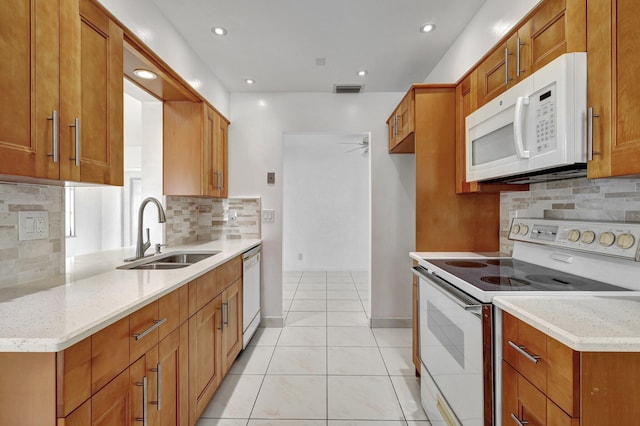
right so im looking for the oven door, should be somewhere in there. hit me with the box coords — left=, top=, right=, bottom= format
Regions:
left=414, top=266, right=493, bottom=426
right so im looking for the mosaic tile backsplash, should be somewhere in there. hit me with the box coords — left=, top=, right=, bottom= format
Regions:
left=500, top=177, right=640, bottom=253
left=0, top=183, right=64, bottom=287
left=165, top=197, right=261, bottom=246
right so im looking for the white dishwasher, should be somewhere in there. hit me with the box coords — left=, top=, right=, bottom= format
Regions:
left=242, top=245, right=261, bottom=348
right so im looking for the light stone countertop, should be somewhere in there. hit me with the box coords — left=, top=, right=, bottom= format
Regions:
left=494, top=295, right=640, bottom=352
left=0, top=239, right=261, bottom=352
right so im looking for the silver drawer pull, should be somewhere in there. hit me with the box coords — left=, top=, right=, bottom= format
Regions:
left=508, top=340, right=541, bottom=364
left=511, top=413, right=528, bottom=426
left=133, top=318, right=167, bottom=340
left=151, top=362, right=161, bottom=410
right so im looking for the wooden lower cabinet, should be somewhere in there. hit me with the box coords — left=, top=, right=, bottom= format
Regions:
left=503, top=361, right=546, bottom=426
left=91, top=367, right=131, bottom=426
left=157, top=323, right=189, bottom=426
left=221, top=279, right=243, bottom=374
left=188, top=296, right=223, bottom=424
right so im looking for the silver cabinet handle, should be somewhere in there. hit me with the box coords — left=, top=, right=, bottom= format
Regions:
left=516, top=37, right=525, bottom=77
left=151, top=363, right=161, bottom=411
left=511, top=413, right=528, bottom=426
left=219, top=306, right=224, bottom=332
left=133, top=318, right=167, bottom=340
left=508, top=340, right=541, bottom=364
left=47, top=111, right=59, bottom=163
left=69, top=118, right=80, bottom=166
left=219, top=170, right=224, bottom=190
left=223, top=301, right=229, bottom=325
left=136, top=376, right=148, bottom=425
left=505, top=47, right=512, bottom=86
left=587, top=107, right=601, bottom=160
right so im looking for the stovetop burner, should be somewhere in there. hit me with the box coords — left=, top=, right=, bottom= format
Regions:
left=428, top=258, right=627, bottom=293
left=480, top=276, right=530, bottom=287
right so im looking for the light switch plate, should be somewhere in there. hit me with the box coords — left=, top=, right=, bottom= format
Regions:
left=18, top=211, right=49, bottom=241
left=267, top=172, right=275, bottom=185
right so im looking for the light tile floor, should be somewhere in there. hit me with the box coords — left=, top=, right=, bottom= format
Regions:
left=197, top=271, right=430, bottom=426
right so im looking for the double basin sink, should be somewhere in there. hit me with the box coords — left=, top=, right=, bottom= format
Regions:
left=117, top=251, right=221, bottom=270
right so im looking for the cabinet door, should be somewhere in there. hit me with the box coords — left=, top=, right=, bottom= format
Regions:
left=158, top=323, right=189, bottom=426
left=203, top=107, right=229, bottom=198
left=91, top=367, right=130, bottom=426
left=0, top=0, right=60, bottom=179
left=587, top=0, right=640, bottom=178
left=503, top=361, right=546, bottom=426
left=130, top=349, right=159, bottom=426
left=476, top=42, right=509, bottom=107
left=222, top=278, right=243, bottom=374
left=188, top=296, right=223, bottom=424
left=520, top=0, right=586, bottom=76
left=60, top=0, right=123, bottom=185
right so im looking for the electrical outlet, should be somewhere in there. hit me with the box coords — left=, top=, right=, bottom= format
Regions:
left=267, top=172, right=275, bottom=185
left=18, top=211, right=49, bottom=241
left=229, top=211, right=238, bottom=223
left=262, top=209, right=275, bottom=223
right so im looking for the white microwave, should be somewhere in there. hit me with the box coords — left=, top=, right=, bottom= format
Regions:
left=466, top=53, right=587, bottom=183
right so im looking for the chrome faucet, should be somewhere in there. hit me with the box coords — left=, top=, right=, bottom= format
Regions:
left=127, top=197, right=167, bottom=261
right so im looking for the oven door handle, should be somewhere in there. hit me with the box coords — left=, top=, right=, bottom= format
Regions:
left=412, top=266, right=484, bottom=316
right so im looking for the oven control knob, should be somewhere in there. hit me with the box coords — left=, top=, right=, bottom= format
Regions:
left=581, top=230, right=596, bottom=244
left=567, top=229, right=581, bottom=242
left=617, top=233, right=635, bottom=249
left=512, top=224, right=521, bottom=234
left=519, top=225, right=529, bottom=235
left=599, top=232, right=616, bottom=247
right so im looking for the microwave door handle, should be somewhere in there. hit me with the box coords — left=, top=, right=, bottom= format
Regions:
left=514, top=96, right=531, bottom=159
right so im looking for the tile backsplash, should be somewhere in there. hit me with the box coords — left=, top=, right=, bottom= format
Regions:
left=165, top=196, right=261, bottom=246
left=500, top=177, right=640, bottom=253
left=0, top=183, right=64, bottom=287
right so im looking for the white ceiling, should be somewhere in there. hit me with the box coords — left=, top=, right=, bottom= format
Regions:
left=151, top=0, right=486, bottom=93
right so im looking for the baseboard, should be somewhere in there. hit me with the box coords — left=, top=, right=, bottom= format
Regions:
left=369, top=317, right=411, bottom=328
left=261, top=316, right=284, bottom=327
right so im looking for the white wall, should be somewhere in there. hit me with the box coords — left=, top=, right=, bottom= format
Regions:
left=229, top=93, right=415, bottom=322
left=424, top=0, right=541, bottom=83
left=97, top=0, right=231, bottom=116
left=282, top=133, right=369, bottom=271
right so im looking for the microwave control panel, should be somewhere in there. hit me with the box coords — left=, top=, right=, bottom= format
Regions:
left=533, top=84, right=557, bottom=154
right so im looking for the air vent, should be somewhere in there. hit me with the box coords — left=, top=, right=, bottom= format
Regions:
left=334, top=84, right=363, bottom=94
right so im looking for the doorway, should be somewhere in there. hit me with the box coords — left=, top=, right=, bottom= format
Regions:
left=282, top=133, right=371, bottom=318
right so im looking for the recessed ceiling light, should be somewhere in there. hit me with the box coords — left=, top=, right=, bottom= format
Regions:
left=357, top=70, right=368, bottom=77
left=244, top=79, right=255, bottom=85
left=420, top=23, right=436, bottom=33
left=133, top=69, right=157, bottom=80
left=212, top=27, right=227, bottom=36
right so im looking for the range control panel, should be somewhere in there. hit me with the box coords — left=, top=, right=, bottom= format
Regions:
left=508, top=218, right=640, bottom=261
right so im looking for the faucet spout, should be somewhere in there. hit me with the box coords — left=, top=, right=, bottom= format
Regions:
left=132, top=197, right=167, bottom=260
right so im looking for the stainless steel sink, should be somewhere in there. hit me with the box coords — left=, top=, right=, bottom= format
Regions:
left=117, top=250, right=221, bottom=270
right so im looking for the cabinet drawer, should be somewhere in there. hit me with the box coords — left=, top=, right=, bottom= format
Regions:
left=191, top=269, right=217, bottom=315
left=92, top=316, right=129, bottom=394
left=216, top=256, right=243, bottom=295
left=503, top=361, right=546, bottom=426
left=158, top=286, right=189, bottom=341
left=130, top=301, right=160, bottom=363
left=504, top=312, right=548, bottom=392
left=548, top=398, right=579, bottom=426
left=503, top=312, right=579, bottom=416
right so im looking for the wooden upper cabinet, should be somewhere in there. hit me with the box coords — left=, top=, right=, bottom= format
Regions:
left=164, top=101, right=230, bottom=197
left=60, top=0, right=124, bottom=185
left=387, top=90, right=415, bottom=153
left=0, top=0, right=123, bottom=185
left=476, top=0, right=585, bottom=108
left=0, top=0, right=61, bottom=180
left=204, top=106, right=229, bottom=198
left=587, top=0, right=640, bottom=178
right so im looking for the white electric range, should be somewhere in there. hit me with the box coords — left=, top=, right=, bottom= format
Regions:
left=410, top=218, right=640, bottom=426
